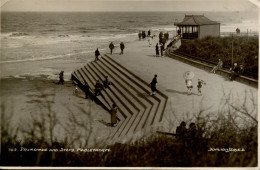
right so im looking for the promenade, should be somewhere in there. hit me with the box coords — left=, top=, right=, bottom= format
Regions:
left=104, top=37, right=258, bottom=133
left=72, top=36, right=258, bottom=143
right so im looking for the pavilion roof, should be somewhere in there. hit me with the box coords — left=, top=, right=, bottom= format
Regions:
left=175, top=15, right=219, bottom=26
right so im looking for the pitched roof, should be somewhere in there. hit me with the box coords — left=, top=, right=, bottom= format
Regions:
left=175, top=15, right=219, bottom=26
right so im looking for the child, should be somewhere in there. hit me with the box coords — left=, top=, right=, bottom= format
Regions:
left=197, top=79, right=206, bottom=96
left=185, top=79, right=193, bottom=95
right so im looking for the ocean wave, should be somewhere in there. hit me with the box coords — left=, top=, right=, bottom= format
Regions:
left=48, top=23, right=67, bottom=26
left=0, top=50, right=97, bottom=64
left=2, top=32, right=29, bottom=37
left=10, top=32, right=29, bottom=37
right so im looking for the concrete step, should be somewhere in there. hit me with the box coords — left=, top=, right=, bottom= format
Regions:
left=101, top=56, right=163, bottom=128
left=96, top=60, right=152, bottom=138
left=95, top=60, right=147, bottom=138
left=82, top=64, right=127, bottom=121
left=104, top=55, right=168, bottom=125
left=98, top=59, right=156, bottom=135
left=77, top=67, right=114, bottom=119
left=89, top=62, right=137, bottom=117
left=88, top=62, right=133, bottom=119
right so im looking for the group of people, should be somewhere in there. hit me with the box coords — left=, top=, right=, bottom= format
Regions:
left=81, top=76, right=117, bottom=127
left=82, top=76, right=112, bottom=99
left=176, top=121, right=202, bottom=146
left=210, top=59, right=245, bottom=81
left=185, top=78, right=206, bottom=96
left=155, top=32, right=170, bottom=57
left=108, top=42, right=125, bottom=55
left=138, top=30, right=152, bottom=40
left=229, top=62, right=244, bottom=81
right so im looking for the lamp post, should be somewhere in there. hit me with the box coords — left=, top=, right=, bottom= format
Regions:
left=231, top=34, right=233, bottom=66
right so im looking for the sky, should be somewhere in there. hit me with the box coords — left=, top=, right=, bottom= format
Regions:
left=1, top=0, right=259, bottom=12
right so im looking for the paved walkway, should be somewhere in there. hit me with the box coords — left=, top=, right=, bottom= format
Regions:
left=105, top=38, right=258, bottom=132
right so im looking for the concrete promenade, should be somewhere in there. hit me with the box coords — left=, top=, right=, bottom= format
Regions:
left=105, top=37, right=258, bottom=133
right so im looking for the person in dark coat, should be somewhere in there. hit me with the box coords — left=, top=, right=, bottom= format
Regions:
left=150, top=74, right=157, bottom=95
left=95, top=48, right=100, bottom=61
left=109, top=42, right=115, bottom=54
left=95, top=80, right=103, bottom=96
left=160, top=44, right=164, bottom=56
left=155, top=43, right=159, bottom=56
left=176, top=121, right=187, bottom=141
left=159, top=32, right=163, bottom=43
left=166, top=32, right=169, bottom=41
left=177, top=29, right=181, bottom=35
left=120, top=42, right=125, bottom=55
left=239, top=64, right=245, bottom=75
left=187, top=122, right=197, bottom=150
left=229, top=63, right=240, bottom=81
left=142, top=31, right=146, bottom=39
left=84, top=82, right=90, bottom=99
left=148, top=30, right=151, bottom=37
left=103, top=76, right=111, bottom=89
left=110, top=103, right=118, bottom=127
left=58, top=71, right=64, bottom=85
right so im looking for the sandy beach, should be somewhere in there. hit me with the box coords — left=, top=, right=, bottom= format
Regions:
left=1, top=34, right=257, bottom=145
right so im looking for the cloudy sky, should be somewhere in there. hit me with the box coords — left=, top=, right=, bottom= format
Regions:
left=1, top=0, right=259, bottom=12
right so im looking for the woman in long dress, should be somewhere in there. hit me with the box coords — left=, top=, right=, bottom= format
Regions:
left=110, top=104, right=118, bottom=127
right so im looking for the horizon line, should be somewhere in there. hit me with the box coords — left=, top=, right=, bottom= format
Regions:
left=1, top=10, right=248, bottom=12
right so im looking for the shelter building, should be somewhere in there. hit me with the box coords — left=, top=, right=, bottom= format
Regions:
left=174, top=15, right=220, bottom=39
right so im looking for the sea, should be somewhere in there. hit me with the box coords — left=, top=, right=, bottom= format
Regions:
left=1, top=11, right=258, bottom=78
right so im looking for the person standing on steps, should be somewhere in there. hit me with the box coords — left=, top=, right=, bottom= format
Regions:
left=110, top=103, right=118, bottom=127
left=95, top=48, right=100, bottom=61
left=84, top=82, right=90, bottom=99
left=120, top=42, right=125, bottom=55
left=109, top=42, right=115, bottom=54
left=95, top=80, right=103, bottom=96
left=155, top=43, right=159, bottom=57
left=103, top=76, right=111, bottom=89
left=150, top=74, right=157, bottom=95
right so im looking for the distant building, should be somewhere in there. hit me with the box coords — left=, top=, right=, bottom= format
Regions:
left=174, top=15, right=220, bottom=39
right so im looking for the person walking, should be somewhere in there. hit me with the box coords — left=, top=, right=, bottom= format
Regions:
left=150, top=74, right=157, bottom=95
left=58, top=71, right=64, bottom=85
left=160, top=44, right=164, bottom=56
left=148, top=30, right=151, bottom=37
left=84, top=82, right=90, bottom=99
left=109, top=42, right=115, bottom=54
left=95, top=48, right=100, bottom=61
left=197, top=79, right=206, bottom=96
left=110, top=103, right=118, bottom=127
left=155, top=43, right=159, bottom=56
left=120, top=42, right=125, bottom=55
left=138, top=32, right=142, bottom=40
left=184, top=71, right=194, bottom=95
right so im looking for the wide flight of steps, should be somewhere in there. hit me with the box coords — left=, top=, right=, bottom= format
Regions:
left=71, top=55, right=168, bottom=141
